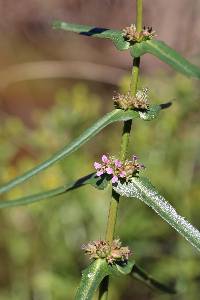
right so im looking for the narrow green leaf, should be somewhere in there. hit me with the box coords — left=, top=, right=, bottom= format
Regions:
left=131, top=264, right=176, bottom=294
left=76, top=260, right=136, bottom=300
left=131, top=40, right=200, bottom=78
left=138, top=102, right=171, bottom=121
left=52, top=21, right=129, bottom=51
left=75, top=259, right=110, bottom=300
left=0, top=110, right=135, bottom=195
left=113, top=177, right=200, bottom=252
left=0, top=104, right=170, bottom=195
left=0, top=173, right=97, bottom=209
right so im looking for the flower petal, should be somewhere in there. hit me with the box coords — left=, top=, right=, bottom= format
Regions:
left=94, top=162, right=102, bottom=169
left=106, top=167, right=113, bottom=174
left=114, top=159, right=122, bottom=168
left=96, top=170, right=104, bottom=176
left=111, top=175, right=119, bottom=183
left=119, top=171, right=126, bottom=177
left=102, top=155, right=110, bottom=163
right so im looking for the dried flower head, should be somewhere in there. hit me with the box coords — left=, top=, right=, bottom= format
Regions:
left=82, top=239, right=131, bottom=265
left=113, top=88, right=149, bottom=111
left=123, top=24, right=156, bottom=43
left=134, top=87, right=149, bottom=109
left=94, top=154, right=145, bottom=184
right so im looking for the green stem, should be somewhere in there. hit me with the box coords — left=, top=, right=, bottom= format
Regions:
left=136, top=0, right=143, bottom=32
left=105, top=190, right=120, bottom=243
left=130, top=57, right=140, bottom=96
left=98, top=1, right=143, bottom=299
left=121, top=57, right=140, bottom=162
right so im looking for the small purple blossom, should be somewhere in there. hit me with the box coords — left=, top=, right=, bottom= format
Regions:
left=94, top=154, right=145, bottom=184
left=114, top=159, right=122, bottom=168
left=119, top=171, right=126, bottom=178
left=94, top=162, right=102, bottom=169
left=106, top=167, right=113, bottom=174
left=96, top=170, right=104, bottom=176
left=102, top=155, right=110, bottom=163
left=111, top=175, right=119, bottom=183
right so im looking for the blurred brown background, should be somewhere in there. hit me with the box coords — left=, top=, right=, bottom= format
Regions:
left=0, top=0, right=200, bottom=123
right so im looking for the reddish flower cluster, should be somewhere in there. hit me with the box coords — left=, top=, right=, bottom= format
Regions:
left=94, top=154, right=145, bottom=183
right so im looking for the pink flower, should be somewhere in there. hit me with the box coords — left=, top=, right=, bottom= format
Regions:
left=111, top=175, right=119, bottom=183
left=97, top=170, right=104, bottom=176
left=133, top=155, right=138, bottom=160
left=94, top=162, right=102, bottom=169
left=119, top=171, right=126, bottom=177
left=102, top=155, right=110, bottom=164
left=114, top=159, right=122, bottom=168
left=106, top=167, right=113, bottom=174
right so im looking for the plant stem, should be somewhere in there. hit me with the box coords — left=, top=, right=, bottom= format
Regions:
left=105, top=190, right=120, bottom=243
left=136, top=0, right=143, bottom=32
left=98, top=1, right=143, bottom=299
left=130, top=57, right=140, bottom=96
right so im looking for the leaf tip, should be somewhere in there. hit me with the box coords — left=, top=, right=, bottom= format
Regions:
left=159, top=101, right=173, bottom=110
left=52, top=20, right=62, bottom=30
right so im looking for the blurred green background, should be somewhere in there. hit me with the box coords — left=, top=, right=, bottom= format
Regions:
left=0, top=1, right=200, bottom=299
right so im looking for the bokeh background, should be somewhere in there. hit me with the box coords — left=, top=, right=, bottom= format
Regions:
left=0, top=1, right=200, bottom=299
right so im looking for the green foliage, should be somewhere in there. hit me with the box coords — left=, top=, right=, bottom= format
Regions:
left=1, top=2, right=200, bottom=298
left=113, top=176, right=200, bottom=252
left=0, top=104, right=167, bottom=195
left=0, top=172, right=115, bottom=209
left=0, top=173, right=95, bottom=208
left=75, top=259, right=110, bottom=300
left=76, top=259, right=142, bottom=300
left=0, top=109, right=135, bottom=194
left=76, top=260, right=135, bottom=300
left=131, top=265, right=176, bottom=294
left=53, top=21, right=129, bottom=51
left=53, top=21, right=200, bottom=79
left=131, top=40, right=200, bottom=78
left=0, top=76, right=199, bottom=299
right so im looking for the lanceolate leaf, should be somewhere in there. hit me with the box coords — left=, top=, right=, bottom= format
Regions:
left=76, top=260, right=136, bottom=300
left=138, top=102, right=171, bottom=121
left=131, top=264, right=176, bottom=294
left=131, top=40, right=200, bottom=79
left=113, top=177, right=200, bottom=252
left=53, top=21, right=129, bottom=51
left=75, top=259, right=110, bottom=300
left=0, top=105, right=169, bottom=195
left=0, top=110, right=135, bottom=194
left=0, top=172, right=115, bottom=209
left=0, top=173, right=99, bottom=209
left=53, top=21, right=200, bottom=79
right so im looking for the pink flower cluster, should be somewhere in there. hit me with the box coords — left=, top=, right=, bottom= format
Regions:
left=94, top=154, right=145, bottom=184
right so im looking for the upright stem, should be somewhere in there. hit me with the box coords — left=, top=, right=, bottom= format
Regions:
left=136, top=0, right=143, bottom=32
left=98, top=1, right=143, bottom=299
